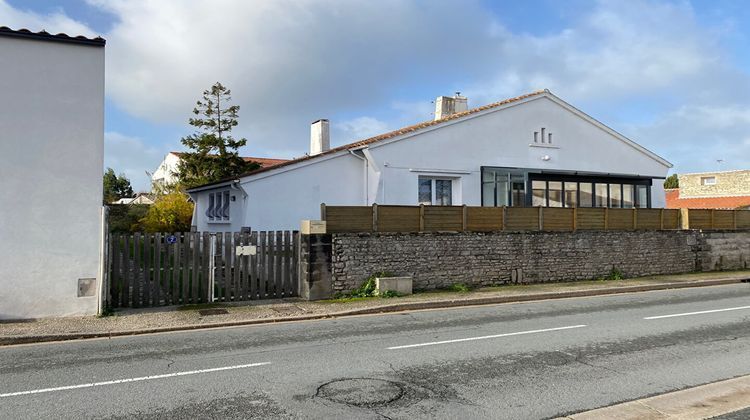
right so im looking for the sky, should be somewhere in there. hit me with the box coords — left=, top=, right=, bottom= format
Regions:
left=3, top=0, right=750, bottom=191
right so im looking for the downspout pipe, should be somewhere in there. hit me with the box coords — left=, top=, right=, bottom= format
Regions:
left=348, top=149, right=368, bottom=205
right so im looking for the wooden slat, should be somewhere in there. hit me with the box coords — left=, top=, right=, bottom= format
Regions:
left=110, top=233, right=120, bottom=308
left=635, top=209, right=662, bottom=230
left=233, top=232, right=241, bottom=301
left=170, top=233, right=179, bottom=305
left=181, top=233, right=190, bottom=304
left=276, top=230, right=284, bottom=298
left=285, top=231, right=293, bottom=297
left=291, top=231, right=299, bottom=297
left=662, top=209, right=680, bottom=229
left=325, top=206, right=373, bottom=232
left=250, top=231, right=259, bottom=300
left=214, top=233, right=223, bottom=301
left=133, top=233, right=142, bottom=307
left=151, top=233, right=164, bottom=306
left=202, top=232, right=211, bottom=302
left=224, top=232, right=233, bottom=301
left=259, top=231, right=267, bottom=299
left=575, top=208, right=606, bottom=230
left=191, top=232, right=200, bottom=303
left=267, top=232, right=276, bottom=298
left=123, top=234, right=132, bottom=307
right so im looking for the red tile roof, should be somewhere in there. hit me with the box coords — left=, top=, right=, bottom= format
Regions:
left=0, top=26, right=105, bottom=46
left=188, top=89, right=548, bottom=191
left=666, top=189, right=750, bottom=209
left=170, top=152, right=288, bottom=168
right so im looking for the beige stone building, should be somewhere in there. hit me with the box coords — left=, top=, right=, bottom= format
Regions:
left=679, top=170, right=750, bottom=197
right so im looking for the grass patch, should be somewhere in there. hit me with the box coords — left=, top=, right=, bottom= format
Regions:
left=447, top=283, right=472, bottom=293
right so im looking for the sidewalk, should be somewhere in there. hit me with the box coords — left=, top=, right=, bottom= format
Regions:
left=559, top=373, right=750, bottom=419
left=1, top=271, right=748, bottom=346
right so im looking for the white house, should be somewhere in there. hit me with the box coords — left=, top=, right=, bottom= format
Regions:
left=0, top=27, right=105, bottom=319
left=187, top=90, right=671, bottom=232
left=151, top=151, right=288, bottom=191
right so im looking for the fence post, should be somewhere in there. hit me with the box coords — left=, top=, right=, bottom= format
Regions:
left=573, top=207, right=578, bottom=231
left=680, top=208, right=689, bottom=230
left=208, top=233, right=216, bottom=302
left=461, top=205, right=467, bottom=232
left=372, top=203, right=379, bottom=232
left=502, top=206, right=507, bottom=231
left=632, top=208, right=638, bottom=230
left=734, top=210, right=738, bottom=230
left=419, top=204, right=425, bottom=232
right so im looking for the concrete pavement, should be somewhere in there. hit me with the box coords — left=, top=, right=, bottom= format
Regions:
left=1, top=283, right=750, bottom=419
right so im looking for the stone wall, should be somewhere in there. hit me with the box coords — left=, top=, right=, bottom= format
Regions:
left=329, top=230, right=750, bottom=293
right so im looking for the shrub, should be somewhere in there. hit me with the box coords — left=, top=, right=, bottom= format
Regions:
left=346, top=271, right=394, bottom=298
left=606, top=267, right=624, bottom=281
left=140, top=192, right=194, bottom=232
left=449, top=283, right=471, bottom=293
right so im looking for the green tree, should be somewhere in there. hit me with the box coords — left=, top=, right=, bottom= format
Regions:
left=103, top=168, right=134, bottom=203
left=177, top=82, right=259, bottom=188
left=664, top=174, right=679, bottom=189
left=139, top=192, right=194, bottom=232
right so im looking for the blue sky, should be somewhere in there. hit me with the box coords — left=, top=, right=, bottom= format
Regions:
left=4, top=0, right=750, bottom=190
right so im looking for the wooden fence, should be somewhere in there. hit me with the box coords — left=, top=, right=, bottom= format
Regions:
left=108, top=231, right=299, bottom=308
left=321, top=204, right=750, bottom=233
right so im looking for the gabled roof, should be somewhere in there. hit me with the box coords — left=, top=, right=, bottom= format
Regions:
left=0, top=26, right=105, bottom=47
left=188, top=89, right=671, bottom=192
left=170, top=152, right=288, bottom=168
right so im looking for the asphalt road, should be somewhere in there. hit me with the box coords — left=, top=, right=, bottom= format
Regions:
left=2, top=283, right=750, bottom=419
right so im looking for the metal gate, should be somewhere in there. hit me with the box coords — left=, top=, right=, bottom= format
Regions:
left=107, top=231, right=299, bottom=308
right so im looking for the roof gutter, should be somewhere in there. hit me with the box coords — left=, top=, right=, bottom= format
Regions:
left=186, top=179, right=236, bottom=194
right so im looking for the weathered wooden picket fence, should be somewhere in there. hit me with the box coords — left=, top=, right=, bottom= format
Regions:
left=107, top=231, right=299, bottom=308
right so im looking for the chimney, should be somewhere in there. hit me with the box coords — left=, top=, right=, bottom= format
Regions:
left=310, top=119, right=330, bottom=156
left=434, top=92, right=468, bottom=120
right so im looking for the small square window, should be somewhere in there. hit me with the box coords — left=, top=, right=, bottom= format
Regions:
left=701, top=176, right=717, bottom=186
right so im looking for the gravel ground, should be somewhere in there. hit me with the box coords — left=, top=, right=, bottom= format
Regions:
left=1, top=271, right=747, bottom=341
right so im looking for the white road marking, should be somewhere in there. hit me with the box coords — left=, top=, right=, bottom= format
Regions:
left=0, top=362, right=271, bottom=398
left=387, top=324, right=588, bottom=350
left=644, top=305, right=750, bottom=320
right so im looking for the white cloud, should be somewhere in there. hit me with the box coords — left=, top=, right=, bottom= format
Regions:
left=104, top=131, right=165, bottom=191
left=335, top=117, right=390, bottom=143
left=0, top=1, right=95, bottom=37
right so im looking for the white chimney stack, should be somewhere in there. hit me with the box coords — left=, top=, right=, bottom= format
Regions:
left=310, top=119, right=330, bottom=156
left=434, top=92, right=468, bottom=120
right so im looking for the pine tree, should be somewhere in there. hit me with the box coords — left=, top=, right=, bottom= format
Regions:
left=103, top=168, right=134, bottom=203
left=177, top=82, right=259, bottom=188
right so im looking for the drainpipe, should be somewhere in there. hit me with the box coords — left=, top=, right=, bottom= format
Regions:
left=361, top=148, right=383, bottom=203
left=230, top=180, right=249, bottom=229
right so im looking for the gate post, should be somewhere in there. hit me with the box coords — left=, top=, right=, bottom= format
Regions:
left=298, top=220, right=333, bottom=300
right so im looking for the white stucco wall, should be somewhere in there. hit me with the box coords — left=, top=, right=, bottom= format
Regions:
left=191, top=94, right=670, bottom=232
left=0, top=36, right=105, bottom=319
left=193, top=153, right=364, bottom=232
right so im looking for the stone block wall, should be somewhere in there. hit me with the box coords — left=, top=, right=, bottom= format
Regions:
left=679, top=170, right=750, bottom=197
left=329, top=230, right=750, bottom=293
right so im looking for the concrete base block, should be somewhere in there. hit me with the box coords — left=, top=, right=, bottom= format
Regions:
left=376, top=277, right=413, bottom=295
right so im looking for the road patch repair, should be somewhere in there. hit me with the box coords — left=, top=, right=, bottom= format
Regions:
left=559, top=374, right=750, bottom=419
left=0, top=271, right=748, bottom=346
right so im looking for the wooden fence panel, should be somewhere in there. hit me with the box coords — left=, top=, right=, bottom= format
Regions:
left=542, top=207, right=574, bottom=231
left=574, top=208, right=606, bottom=230
left=635, top=209, right=661, bottom=230
left=607, top=209, right=634, bottom=230
left=714, top=210, right=735, bottom=230
left=737, top=211, right=750, bottom=229
left=505, top=207, right=540, bottom=230
left=110, top=234, right=121, bottom=308
left=378, top=206, right=420, bottom=232
left=423, top=206, right=463, bottom=231
left=250, top=231, right=259, bottom=300
left=325, top=206, right=373, bottom=233
left=689, top=209, right=713, bottom=230
left=466, top=207, right=504, bottom=232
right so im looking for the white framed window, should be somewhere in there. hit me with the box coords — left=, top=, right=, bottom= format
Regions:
left=206, top=189, right=232, bottom=222
left=701, top=176, right=717, bottom=186
left=418, top=176, right=453, bottom=205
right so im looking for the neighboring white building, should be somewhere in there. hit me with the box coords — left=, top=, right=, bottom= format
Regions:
left=0, top=27, right=105, bottom=319
left=151, top=151, right=288, bottom=191
left=187, top=90, right=672, bottom=232
left=111, top=193, right=156, bottom=205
